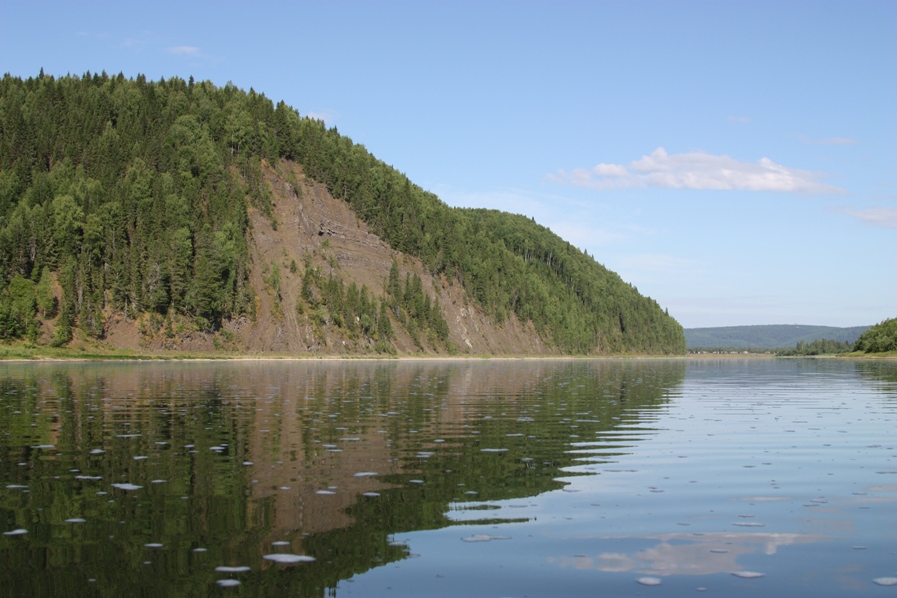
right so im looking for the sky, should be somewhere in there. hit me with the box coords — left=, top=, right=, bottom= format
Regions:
left=2, top=0, right=894, bottom=328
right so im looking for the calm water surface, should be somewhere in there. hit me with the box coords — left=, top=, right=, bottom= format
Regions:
left=0, top=359, right=894, bottom=596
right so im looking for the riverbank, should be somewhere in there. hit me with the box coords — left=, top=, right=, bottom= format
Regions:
left=2, top=343, right=892, bottom=362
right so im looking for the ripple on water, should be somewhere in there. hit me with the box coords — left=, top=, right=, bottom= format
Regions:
left=731, top=571, right=765, bottom=579
left=216, top=579, right=241, bottom=587
left=111, top=483, right=142, bottom=491
left=215, top=566, right=250, bottom=573
left=263, top=554, right=316, bottom=564
left=636, top=577, right=662, bottom=586
left=873, top=578, right=897, bottom=587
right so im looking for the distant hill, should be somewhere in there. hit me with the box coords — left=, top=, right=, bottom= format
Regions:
left=685, top=325, right=870, bottom=349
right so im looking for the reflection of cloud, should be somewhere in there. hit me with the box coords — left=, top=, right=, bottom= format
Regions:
left=548, top=147, right=846, bottom=194
left=549, top=532, right=822, bottom=576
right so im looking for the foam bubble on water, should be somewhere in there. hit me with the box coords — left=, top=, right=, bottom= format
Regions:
left=65, top=518, right=86, bottom=523
left=75, top=475, right=102, bottom=480
left=133, top=456, right=148, bottom=460
left=272, top=541, right=290, bottom=546
left=145, top=543, right=163, bottom=548
left=731, top=571, right=765, bottom=579
left=151, top=479, right=166, bottom=484
left=636, top=577, right=662, bottom=586
left=216, top=579, right=241, bottom=587
left=363, top=492, right=380, bottom=497
left=316, top=490, right=335, bottom=495
left=5, top=485, right=27, bottom=489
left=215, top=566, right=250, bottom=572
left=873, top=578, right=897, bottom=587
left=480, top=448, right=508, bottom=452
left=3, top=529, right=27, bottom=536
left=354, top=472, right=378, bottom=477
left=193, top=548, right=207, bottom=552
left=409, top=480, right=424, bottom=484
left=263, top=554, right=316, bottom=564
left=111, top=483, right=142, bottom=491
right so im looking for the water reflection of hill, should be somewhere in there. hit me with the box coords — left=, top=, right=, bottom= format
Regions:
left=0, top=359, right=684, bottom=597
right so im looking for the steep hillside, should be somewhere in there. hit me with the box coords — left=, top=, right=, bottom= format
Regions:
left=0, top=72, right=684, bottom=355
left=685, top=324, right=870, bottom=349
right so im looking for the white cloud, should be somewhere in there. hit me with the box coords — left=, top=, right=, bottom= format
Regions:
left=838, top=207, right=897, bottom=229
left=167, top=45, right=201, bottom=56
left=616, top=253, right=694, bottom=273
left=799, top=135, right=858, bottom=145
left=306, top=109, right=338, bottom=125
left=548, top=147, right=846, bottom=194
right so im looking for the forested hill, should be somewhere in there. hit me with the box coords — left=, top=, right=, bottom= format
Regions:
left=0, top=72, right=684, bottom=355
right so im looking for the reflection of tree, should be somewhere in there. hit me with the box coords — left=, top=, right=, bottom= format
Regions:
left=854, top=361, right=897, bottom=399
left=0, top=360, right=685, bottom=597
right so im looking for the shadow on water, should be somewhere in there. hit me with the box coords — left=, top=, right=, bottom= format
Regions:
left=0, top=359, right=685, bottom=597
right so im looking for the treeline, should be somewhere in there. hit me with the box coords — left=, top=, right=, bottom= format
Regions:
left=0, top=72, right=266, bottom=342
left=853, top=317, right=897, bottom=354
left=0, top=72, right=683, bottom=354
left=384, top=261, right=451, bottom=348
left=300, top=261, right=393, bottom=352
left=777, top=338, right=853, bottom=356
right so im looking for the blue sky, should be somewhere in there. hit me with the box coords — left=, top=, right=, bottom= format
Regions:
left=2, top=1, right=894, bottom=328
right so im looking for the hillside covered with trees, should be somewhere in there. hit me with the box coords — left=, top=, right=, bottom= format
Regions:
left=0, top=72, right=684, bottom=355
left=853, top=318, right=897, bottom=354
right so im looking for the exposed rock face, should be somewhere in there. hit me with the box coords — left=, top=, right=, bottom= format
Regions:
left=106, top=160, right=554, bottom=356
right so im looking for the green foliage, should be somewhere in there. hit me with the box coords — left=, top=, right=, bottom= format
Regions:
left=35, top=266, right=56, bottom=317
left=384, top=263, right=449, bottom=348
left=0, top=73, right=255, bottom=339
left=853, top=317, right=897, bottom=353
left=0, top=276, right=38, bottom=340
left=300, top=263, right=392, bottom=345
left=777, top=338, right=853, bottom=356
